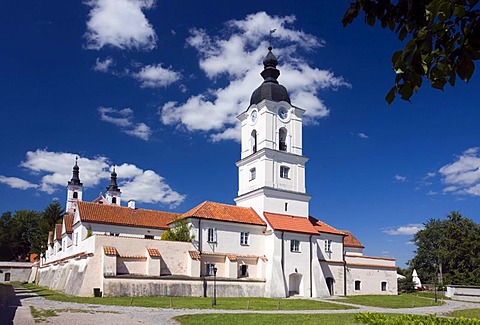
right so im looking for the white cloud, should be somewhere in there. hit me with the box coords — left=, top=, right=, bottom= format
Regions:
left=425, top=172, right=436, bottom=179
left=84, top=0, right=157, bottom=51
left=384, top=224, right=424, bottom=235
left=93, top=57, right=113, bottom=72
left=10, top=149, right=185, bottom=207
left=159, top=12, right=349, bottom=141
left=394, top=174, right=407, bottom=182
left=357, top=133, right=369, bottom=139
left=98, top=106, right=152, bottom=141
left=133, top=64, right=181, bottom=88
left=0, top=176, right=39, bottom=190
left=439, top=147, right=480, bottom=196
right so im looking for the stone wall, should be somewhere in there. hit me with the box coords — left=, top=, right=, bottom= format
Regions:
left=446, top=285, right=480, bottom=302
left=0, top=262, right=33, bottom=283
left=103, top=276, right=265, bottom=297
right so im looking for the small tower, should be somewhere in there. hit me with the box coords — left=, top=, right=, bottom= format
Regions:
left=105, top=166, right=121, bottom=205
left=66, top=157, right=83, bottom=212
left=235, top=47, right=311, bottom=218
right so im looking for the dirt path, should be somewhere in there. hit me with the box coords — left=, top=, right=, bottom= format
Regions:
left=7, top=285, right=480, bottom=324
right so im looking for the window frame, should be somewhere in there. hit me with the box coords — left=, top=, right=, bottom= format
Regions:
left=240, top=264, right=249, bottom=277
left=206, top=263, right=216, bottom=276
left=290, top=239, right=300, bottom=252
left=240, top=231, right=249, bottom=246
left=324, top=239, right=332, bottom=253
left=249, top=168, right=256, bottom=181
left=381, top=281, right=387, bottom=291
left=355, top=280, right=361, bottom=291
left=207, top=228, right=217, bottom=243
left=280, top=166, right=290, bottom=179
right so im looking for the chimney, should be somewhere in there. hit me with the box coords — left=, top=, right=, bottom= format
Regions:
left=128, top=200, right=136, bottom=209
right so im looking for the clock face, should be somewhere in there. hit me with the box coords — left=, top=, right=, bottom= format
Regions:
left=278, top=107, right=289, bottom=120
left=251, top=110, right=258, bottom=123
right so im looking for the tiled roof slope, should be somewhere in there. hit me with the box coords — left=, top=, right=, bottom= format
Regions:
left=77, top=201, right=177, bottom=229
left=309, top=216, right=345, bottom=236
left=55, top=224, right=62, bottom=240
left=63, top=214, right=74, bottom=234
left=264, top=212, right=319, bottom=235
left=342, top=230, right=365, bottom=248
left=181, top=201, right=266, bottom=226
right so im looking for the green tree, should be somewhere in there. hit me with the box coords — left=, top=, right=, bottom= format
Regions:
left=7, top=210, right=43, bottom=260
left=343, top=0, right=480, bottom=103
left=42, top=201, right=64, bottom=231
left=410, top=212, right=480, bottom=285
left=161, top=218, right=194, bottom=242
left=0, top=212, right=14, bottom=260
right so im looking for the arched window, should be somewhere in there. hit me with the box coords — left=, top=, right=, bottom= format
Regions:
left=112, top=197, right=117, bottom=204
left=73, top=191, right=78, bottom=199
left=251, top=130, right=257, bottom=153
left=279, top=128, right=287, bottom=151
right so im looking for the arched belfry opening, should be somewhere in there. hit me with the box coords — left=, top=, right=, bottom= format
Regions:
left=279, top=128, right=288, bottom=152
left=251, top=130, right=257, bottom=153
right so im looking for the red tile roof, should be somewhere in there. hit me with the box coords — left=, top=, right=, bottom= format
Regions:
left=309, top=217, right=345, bottom=236
left=189, top=250, right=201, bottom=260
left=181, top=201, right=266, bottom=226
left=264, top=212, right=319, bottom=235
left=55, top=224, right=62, bottom=241
left=77, top=201, right=177, bottom=229
left=103, top=246, right=118, bottom=256
left=188, top=250, right=266, bottom=261
left=146, top=248, right=161, bottom=257
left=63, top=214, right=74, bottom=234
left=342, top=230, right=364, bottom=248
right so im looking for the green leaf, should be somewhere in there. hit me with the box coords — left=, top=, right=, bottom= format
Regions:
left=385, top=86, right=397, bottom=104
left=456, top=58, right=475, bottom=81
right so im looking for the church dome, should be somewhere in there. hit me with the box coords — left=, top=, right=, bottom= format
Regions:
left=250, top=47, right=290, bottom=106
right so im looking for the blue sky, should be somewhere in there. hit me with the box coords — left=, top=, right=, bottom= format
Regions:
left=1, top=1, right=479, bottom=267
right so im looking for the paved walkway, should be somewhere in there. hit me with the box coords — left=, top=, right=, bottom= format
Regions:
left=5, top=285, right=480, bottom=324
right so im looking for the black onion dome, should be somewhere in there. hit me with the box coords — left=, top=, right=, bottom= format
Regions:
left=68, top=158, right=83, bottom=186
left=250, top=47, right=290, bottom=105
left=106, top=166, right=120, bottom=192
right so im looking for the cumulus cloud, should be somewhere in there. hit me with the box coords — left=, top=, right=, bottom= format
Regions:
left=6, top=149, right=185, bottom=207
left=394, top=174, right=407, bottom=182
left=84, top=0, right=157, bottom=50
left=133, top=64, right=181, bottom=88
left=98, top=107, right=152, bottom=141
left=383, top=224, right=424, bottom=235
left=439, top=147, right=480, bottom=196
left=159, top=12, right=349, bottom=141
left=0, top=176, right=39, bottom=190
left=93, top=57, right=114, bottom=72
left=357, top=133, right=369, bottom=139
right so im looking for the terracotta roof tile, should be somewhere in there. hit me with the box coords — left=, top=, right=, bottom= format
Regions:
left=54, top=224, right=62, bottom=241
left=63, top=214, right=74, bottom=234
left=227, top=254, right=237, bottom=261
left=181, top=201, right=266, bottom=226
left=309, top=216, right=345, bottom=236
left=146, top=248, right=161, bottom=257
left=342, top=230, right=365, bottom=248
left=264, top=212, right=319, bottom=235
left=189, top=250, right=201, bottom=260
left=103, top=246, right=117, bottom=256
left=78, top=201, right=177, bottom=229
left=118, top=255, right=147, bottom=260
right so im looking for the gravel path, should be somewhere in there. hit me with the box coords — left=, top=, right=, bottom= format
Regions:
left=10, top=285, right=480, bottom=325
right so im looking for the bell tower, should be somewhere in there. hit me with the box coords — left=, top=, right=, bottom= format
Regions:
left=235, top=47, right=310, bottom=218
left=66, top=157, right=83, bottom=212
left=105, top=166, right=122, bottom=205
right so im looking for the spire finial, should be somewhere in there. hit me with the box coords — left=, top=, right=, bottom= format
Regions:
left=68, top=157, right=83, bottom=186
left=269, top=28, right=276, bottom=49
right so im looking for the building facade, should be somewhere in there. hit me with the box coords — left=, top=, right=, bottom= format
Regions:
left=38, top=48, right=397, bottom=298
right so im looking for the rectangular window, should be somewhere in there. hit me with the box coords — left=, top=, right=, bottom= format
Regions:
left=74, top=233, right=78, bottom=246
left=325, top=239, right=332, bottom=253
left=250, top=168, right=256, bottom=181
left=240, top=232, right=249, bottom=245
left=280, top=166, right=290, bottom=179
left=240, top=264, right=248, bottom=277
left=381, top=281, right=387, bottom=291
left=206, top=263, right=216, bottom=276
left=144, top=235, right=154, bottom=240
left=290, top=239, right=300, bottom=252
left=355, top=280, right=361, bottom=291
left=207, top=228, right=217, bottom=243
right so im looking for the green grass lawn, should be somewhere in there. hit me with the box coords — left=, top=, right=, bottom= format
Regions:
left=22, top=283, right=353, bottom=310
left=447, top=308, right=480, bottom=319
left=337, top=293, right=443, bottom=308
left=174, top=313, right=361, bottom=325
